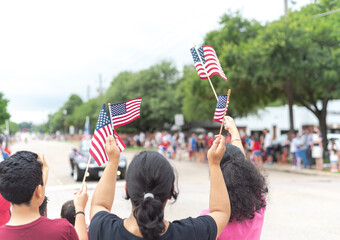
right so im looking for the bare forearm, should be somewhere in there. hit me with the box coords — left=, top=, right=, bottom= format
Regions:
left=75, top=215, right=88, bottom=240
left=230, top=129, right=245, bottom=156
left=90, top=160, right=118, bottom=218
left=209, top=164, right=230, bottom=218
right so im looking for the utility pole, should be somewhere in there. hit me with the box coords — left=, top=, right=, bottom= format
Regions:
left=87, top=85, right=91, bottom=101
left=284, top=0, right=295, bottom=140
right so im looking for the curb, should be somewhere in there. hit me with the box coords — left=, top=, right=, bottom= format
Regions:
left=264, top=164, right=340, bottom=178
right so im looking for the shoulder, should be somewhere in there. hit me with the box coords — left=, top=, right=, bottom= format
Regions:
left=90, top=211, right=121, bottom=226
left=89, top=211, right=123, bottom=239
left=170, top=215, right=217, bottom=240
left=40, top=217, right=78, bottom=237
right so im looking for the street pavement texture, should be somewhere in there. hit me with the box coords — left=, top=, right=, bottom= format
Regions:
left=10, top=140, right=340, bottom=240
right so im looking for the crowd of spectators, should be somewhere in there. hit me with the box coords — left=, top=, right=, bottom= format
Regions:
left=0, top=117, right=269, bottom=240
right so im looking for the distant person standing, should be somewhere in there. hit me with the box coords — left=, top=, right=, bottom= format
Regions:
left=197, top=134, right=206, bottom=163
left=252, top=135, right=263, bottom=167
left=139, top=132, right=145, bottom=147
left=328, top=140, right=339, bottom=173
left=188, top=133, right=198, bottom=161
left=290, top=134, right=298, bottom=168
left=311, top=128, right=323, bottom=170
left=0, top=135, right=9, bottom=163
left=299, top=131, right=312, bottom=169
left=263, top=129, right=273, bottom=165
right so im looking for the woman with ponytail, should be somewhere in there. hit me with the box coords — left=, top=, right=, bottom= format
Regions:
left=89, top=134, right=230, bottom=240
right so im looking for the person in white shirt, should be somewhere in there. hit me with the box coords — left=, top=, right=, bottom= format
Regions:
left=263, top=129, right=273, bottom=165
left=311, top=128, right=323, bottom=170
left=328, top=139, right=340, bottom=172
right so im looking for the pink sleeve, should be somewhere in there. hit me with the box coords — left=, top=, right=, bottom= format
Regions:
left=200, top=209, right=210, bottom=216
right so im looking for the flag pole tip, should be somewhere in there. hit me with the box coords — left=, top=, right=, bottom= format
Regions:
left=108, top=103, right=111, bottom=106
left=228, top=89, right=231, bottom=95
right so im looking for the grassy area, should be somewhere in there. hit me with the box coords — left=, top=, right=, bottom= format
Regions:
left=322, top=168, right=340, bottom=174
left=126, top=146, right=157, bottom=152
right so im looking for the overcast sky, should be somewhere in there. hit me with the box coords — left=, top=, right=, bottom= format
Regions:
left=0, top=0, right=313, bottom=124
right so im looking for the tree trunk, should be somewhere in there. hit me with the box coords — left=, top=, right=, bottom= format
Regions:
left=309, top=99, right=328, bottom=158
left=296, top=97, right=329, bottom=158
left=285, top=81, right=295, bottom=140
left=319, top=99, right=329, bottom=157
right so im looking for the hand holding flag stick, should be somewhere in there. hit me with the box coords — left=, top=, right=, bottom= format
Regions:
left=82, top=156, right=91, bottom=184
left=82, top=104, right=127, bottom=186
left=218, top=89, right=231, bottom=137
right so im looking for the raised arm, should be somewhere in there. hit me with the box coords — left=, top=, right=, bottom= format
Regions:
left=90, top=135, right=120, bottom=219
left=224, top=116, right=245, bottom=156
left=74, top=183, right=89, bottom=240
left=207, top=136, right=231, bottom=237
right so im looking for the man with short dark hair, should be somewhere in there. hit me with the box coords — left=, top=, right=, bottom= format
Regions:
left=0, top=151, right=79, bottom=240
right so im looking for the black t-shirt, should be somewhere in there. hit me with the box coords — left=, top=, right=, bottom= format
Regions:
left=89, top=211, right=217, bottom=240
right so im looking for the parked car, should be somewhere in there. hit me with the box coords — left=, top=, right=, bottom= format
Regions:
left=70, top=139, right=127, bottom=181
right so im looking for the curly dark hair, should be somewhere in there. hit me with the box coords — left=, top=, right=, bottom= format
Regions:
left=221, top=144, right=268, bottom=222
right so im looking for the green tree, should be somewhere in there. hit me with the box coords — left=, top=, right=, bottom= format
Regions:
left=179, top=13, right=269, bottom=122
left=253, top=0, right=340, bottom=148
left=9, top=121, right=19, bottom=134
left=105, top=61, right=181, bottom=131
left=48, top=94, right=83, bottom=133
left=0, top=92, right=10, bottom=125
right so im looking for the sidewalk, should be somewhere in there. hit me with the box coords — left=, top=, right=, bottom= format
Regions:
left=264, top=163, right=340, bottom=178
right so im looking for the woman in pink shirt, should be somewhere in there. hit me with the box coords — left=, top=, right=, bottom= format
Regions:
left=202, top=116, right=268, bottom=240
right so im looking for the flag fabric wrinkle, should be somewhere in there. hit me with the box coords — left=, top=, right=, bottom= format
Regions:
left=109, top=98, right=142, bottom=127
left=89, top=104, right=126, bottom=166
left=214, top=95, right=229, bottom=123
left=190, top=45, right=227, bottom=81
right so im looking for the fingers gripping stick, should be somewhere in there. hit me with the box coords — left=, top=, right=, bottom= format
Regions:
left=218, top=89, right=231, bottom=137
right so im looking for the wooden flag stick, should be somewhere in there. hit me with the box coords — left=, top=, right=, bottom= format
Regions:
left=218, top=89, right=231, bottom=137
left=108, top=103, right=114, bottom=136
left=194, top=45, right=218, bottom=101
left=82, top=155, right=91, bottom=184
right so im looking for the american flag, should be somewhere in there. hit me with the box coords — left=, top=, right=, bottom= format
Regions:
left=190, top=45, right=227, bottom=81
left=214, top=95, right=229, bottom=123
left=109, top=98, right=142, bottom=127
left=89, top=104, right=126, bottom=166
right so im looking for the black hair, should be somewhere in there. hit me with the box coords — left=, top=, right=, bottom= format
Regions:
left=0, top=151, right=43, bottom=205
left=60, top=200, right=75, bottom=226
left=126, top=151, right=178, bottom=240
left=221, top=144, right=268, bottom=222
left=39, top=196, right=49, bottom=217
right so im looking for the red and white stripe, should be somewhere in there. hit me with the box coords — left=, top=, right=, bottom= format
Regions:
left=195, top=45, right=227, bottom=81
left=89, top=124, right=111, bottom=166
left=113, top=129, right=126, bottom=152
left=89, top=125, right=126, bottom=166
left=213, top=100, right=229, bottom=123
left=112, top=98, right=142, bottom=127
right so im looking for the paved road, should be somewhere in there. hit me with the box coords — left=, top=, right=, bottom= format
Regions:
left=11, top=140, right=340, bottom=240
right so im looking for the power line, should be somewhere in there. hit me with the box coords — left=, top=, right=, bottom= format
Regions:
left=313, top=8, right=340, bottom=18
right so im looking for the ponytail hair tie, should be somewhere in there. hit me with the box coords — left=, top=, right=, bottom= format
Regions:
left=144, top=193, right=154, bottom=199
